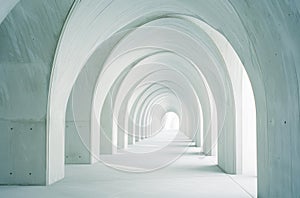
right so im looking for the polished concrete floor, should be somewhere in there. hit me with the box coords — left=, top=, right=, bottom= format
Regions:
left=0, top=130, right=257, bottom=198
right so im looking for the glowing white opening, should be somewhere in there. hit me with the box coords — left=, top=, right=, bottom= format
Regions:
left=162, top=112, right=180, bottom=130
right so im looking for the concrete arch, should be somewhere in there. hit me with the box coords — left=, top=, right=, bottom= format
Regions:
left=114, top=52, right=215, bottom=153
left=53, top=8, right=241, bottom=183
left=126, top=69, right=202, bottom=144
left=0, top=1, right=299, bottom=197
left=90, top=26, right=234, bottom=172
left=50, top=2, right=300, bottom=194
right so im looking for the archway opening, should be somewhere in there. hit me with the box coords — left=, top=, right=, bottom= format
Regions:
left=162, top=111, right=180, bottom=131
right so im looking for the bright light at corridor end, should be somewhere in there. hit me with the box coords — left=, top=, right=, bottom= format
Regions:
left=162, top=112, right=180, bottom=130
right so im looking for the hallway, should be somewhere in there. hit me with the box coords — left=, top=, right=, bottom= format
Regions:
left=1, top=1, right=299, bottom=197
left=0, top=130, right=256, bottom=198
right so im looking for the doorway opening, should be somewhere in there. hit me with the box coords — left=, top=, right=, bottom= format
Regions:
left=162, top=111, right=180, bottom=131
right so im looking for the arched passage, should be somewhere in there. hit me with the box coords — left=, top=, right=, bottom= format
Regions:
left=49, top=2, right=266, bottom=187
left=0, top=1, right=299, bottom=198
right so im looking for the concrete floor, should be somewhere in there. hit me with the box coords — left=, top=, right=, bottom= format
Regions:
left=0, top=130, right=257, bottom=198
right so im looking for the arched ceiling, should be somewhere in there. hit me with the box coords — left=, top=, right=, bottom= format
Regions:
left=53, top=1, right=243, bottom=178
left=47, top=0, right=251, bottom=184
left=1, top=1, right=299, bottom=197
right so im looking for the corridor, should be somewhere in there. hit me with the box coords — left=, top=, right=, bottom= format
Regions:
left=0, top=1, right=299, bottom=197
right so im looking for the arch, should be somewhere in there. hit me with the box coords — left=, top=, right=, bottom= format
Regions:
left=0, top=2, right=299, bottom=198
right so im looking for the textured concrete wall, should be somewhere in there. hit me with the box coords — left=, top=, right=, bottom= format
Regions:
left=227, top=2, right=300, bottom=197
left=65, top=94, right=90, bottom=164
left=0, top=0, right=19, bottom=24
left=0, top=0, right=73, bottom=185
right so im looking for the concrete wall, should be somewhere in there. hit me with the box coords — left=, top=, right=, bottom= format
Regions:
left=228, top=2, right=300, bottom=196
left=0, top=0, right=73, bottom=185
left=65, top=93, right=90, bottom=164
left=100, top=94, right=116, bottom=154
